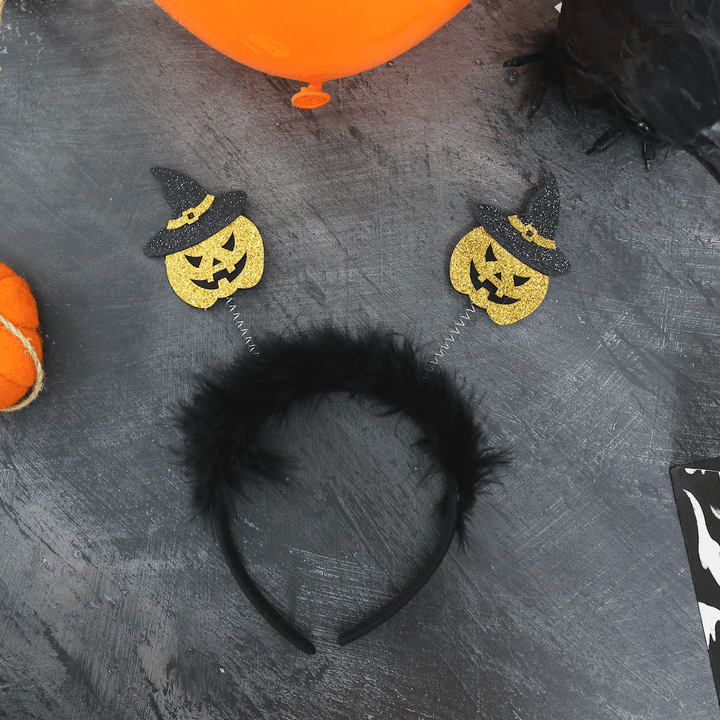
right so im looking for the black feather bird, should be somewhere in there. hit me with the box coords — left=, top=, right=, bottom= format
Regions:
left=507, top=0, right=720, bottom=179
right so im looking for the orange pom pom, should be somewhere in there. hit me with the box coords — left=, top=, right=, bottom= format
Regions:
left=0, top=263, right=43, bottom=411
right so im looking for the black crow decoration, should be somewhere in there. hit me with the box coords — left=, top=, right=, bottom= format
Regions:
left=507, top=0, right=720, bottom=180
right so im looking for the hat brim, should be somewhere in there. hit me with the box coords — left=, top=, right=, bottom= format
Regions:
left=144, top=190, right=247, bottom=257
left=473, top=204, right=570, bottom=276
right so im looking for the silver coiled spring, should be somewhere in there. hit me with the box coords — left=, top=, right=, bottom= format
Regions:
left=225, top=296, right=259, bottom=356
left=428, top=305, right=477, bottom=370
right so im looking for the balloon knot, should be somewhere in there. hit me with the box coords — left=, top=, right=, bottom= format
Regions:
left=291, top=82, right=331, bottom=109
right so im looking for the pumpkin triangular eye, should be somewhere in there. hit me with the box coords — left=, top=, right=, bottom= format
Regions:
left=485, top=244, right=497, bottom=262
left=185, top=255, right=202, bottom=268
left=513, top=275, right=530, bottom=287
left=223, top=234, right=235, bottom=252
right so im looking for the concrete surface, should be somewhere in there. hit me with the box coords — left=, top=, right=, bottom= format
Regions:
left=1, top=0, right=720, bottom=718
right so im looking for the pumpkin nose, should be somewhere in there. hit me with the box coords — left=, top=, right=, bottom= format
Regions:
left=212, top=258, right=221, bottom=266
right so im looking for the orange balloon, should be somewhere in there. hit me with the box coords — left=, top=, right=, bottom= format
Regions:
left=154, top=0, right=471, bottom=107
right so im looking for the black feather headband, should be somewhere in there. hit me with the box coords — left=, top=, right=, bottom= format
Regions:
left=178, top=327, right=505, bottom=653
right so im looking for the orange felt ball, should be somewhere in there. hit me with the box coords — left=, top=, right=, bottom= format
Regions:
left=0, top=263, right=43, bottom=410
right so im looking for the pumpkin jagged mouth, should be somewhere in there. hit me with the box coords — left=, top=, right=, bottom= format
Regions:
left=191, top=253, right=248, bottom=290
left=470, top=259, right=526, bottom=305
left=474, top=278, right=519, bottom=305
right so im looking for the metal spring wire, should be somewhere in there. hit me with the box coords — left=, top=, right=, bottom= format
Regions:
left=428, top=305, right=477, bottom=370
left=225, top=296, right=259, bottom=356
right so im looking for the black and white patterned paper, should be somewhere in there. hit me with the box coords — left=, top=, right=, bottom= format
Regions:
left=671, top=458, right=720, bottom=705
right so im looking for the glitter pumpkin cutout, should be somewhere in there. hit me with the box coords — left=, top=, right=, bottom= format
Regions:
left=144, top=168, right=264, bottom=309
left=450, top=228, right=548, bottom=325
left=450, top=173, right=570, bottom=326
left=165, top=216, right=264, bottom=309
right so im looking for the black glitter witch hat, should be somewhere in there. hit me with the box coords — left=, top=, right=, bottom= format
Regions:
left=144, top=167, right=247, bottom=257
left=473, top=172, right=570, bottom=276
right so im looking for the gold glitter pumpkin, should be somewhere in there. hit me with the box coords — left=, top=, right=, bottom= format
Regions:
left=165, top=216, right=264, bottom=309
left=449, top=227, right=549, bottom=325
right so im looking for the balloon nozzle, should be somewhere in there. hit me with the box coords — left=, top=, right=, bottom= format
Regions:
left=291, top=82, right=331, bottom=109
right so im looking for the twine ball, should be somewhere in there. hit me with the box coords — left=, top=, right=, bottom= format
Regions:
left=0, top=263, right=43, bottom=411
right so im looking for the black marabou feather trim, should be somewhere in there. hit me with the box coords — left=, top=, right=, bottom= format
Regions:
left=177, top=327, right=505, bottom=652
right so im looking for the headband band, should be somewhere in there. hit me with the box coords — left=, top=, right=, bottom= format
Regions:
left=178, top=327, right=505, bottom=653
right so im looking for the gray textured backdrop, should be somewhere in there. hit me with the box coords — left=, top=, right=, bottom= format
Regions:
left=1, top=0, right=720, bottom=718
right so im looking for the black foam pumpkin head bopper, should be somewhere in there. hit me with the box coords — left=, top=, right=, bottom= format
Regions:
left=144, top=167, right=247, bottom=257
